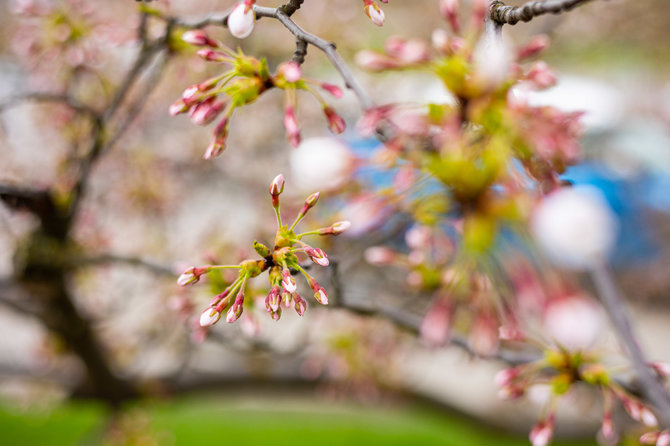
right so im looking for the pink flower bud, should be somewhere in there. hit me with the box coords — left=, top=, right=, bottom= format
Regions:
left=228, top=1, right=256, bottom=39
left=281, top=290, right=292, bottom=308
left=279, top=61, right=301, bottom=82
left=199, top=308, right=221, bottom=327
left=529, top=416, right=554, bottom=446
left=190, top=100, right=225, bottom=126
left=324, top=107, right=346, bottom=134
left=321, top=83, right=344, bottom=98
left=526, top=61, right=557, bottom=89
left=313, top=287, right=328, bottom=305
left=517, top=35, right=551, bottom=61
left=177, top=266, right=208, bottom=286
left=294, top=295, right=306, bottom=316
left=284, top=106, right=301, bottom=147
left=182, top=29, right=217, bottom=47
left=601, top=413, right=615, bottom=441
left=439, top=0, right=460, bottom=33
left=226, top=293, right=245, bottom=323
left=305, top=191, right=320, bottom=208
left=271, top=307, right=282, bottom=321
left=265, top=286, right=281, bottom=312
left=364, top=246, right=396, bottom=266
left=363, top=0, right=385, bottom=26
left=269, top=174, right=285, bottom=196
left=196, top=48, right=228, bottom=62
left=282, top=269, right=297, bottom=293
left=307, top=248, right=329, bottom=267
left=169, top=99, right=190, bottom=116
left=331, top=221, right=351, bottom=235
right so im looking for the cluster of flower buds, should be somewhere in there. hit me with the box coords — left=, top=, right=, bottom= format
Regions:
left=495, top=345, right=668, bottom=446
left=362, top=0, right=387, bottom=26
left=177, top=175, right=350, bottom=327
left=171, top=29, right=346, bottom=156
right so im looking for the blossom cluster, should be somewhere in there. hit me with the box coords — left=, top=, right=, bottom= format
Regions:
left=170, top=28, right=346, bottom=158
left=177, top=175, right=350, bottom=327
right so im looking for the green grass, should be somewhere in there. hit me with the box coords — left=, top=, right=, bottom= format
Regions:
left=0, top=395, right=598, bottom=446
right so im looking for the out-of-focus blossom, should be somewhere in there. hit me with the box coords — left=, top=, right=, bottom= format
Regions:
left=543, top=296, right=604, bottom=350
left=290, top=137, right=356, bottom=192
left=531, top=186, right=618, bottom=269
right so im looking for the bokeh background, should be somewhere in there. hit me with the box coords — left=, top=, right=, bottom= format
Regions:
left=0, top=0, right=669, bottom=444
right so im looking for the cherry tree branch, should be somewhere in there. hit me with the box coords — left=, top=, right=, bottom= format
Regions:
left=489, top=0, right=594, bottom=25
left=592, top=264, right=670, bottom=426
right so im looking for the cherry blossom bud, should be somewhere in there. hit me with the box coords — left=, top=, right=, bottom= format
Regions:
left=431, top=29, right=450, bottom=53
left=190, top=100, right=225, bottom=126
left=204, top=117, right=229, bottom=159
left=226, top=293, right=244, bottom=323
left=281, top=290, right=292, bottom=308
left=307, top=248, right=329, bottom=266
left=313, top=287, right=328, bottom=305
left=305, top=192, right=320, bottom=208
left=294, top=295, right=306, bottom=316
left=494, top=367, right=520, bottom=388
left=196, top=48, right=228, bottom=62
left=266, top=286, right=281, bottom=312
left=321, top=83, right=344, bottom=98
left=269, top=174, right=285, bottom=196
left=532, top=186, right=618, bottom=269
left=529, top=416, right=555, bottom=446
left=182, top=85, right=201, bottom=103
left=364, top=0, right=385, bottom=26
left=641, top=407, right=659, bottom=427
left=439, top=0, right=460, bottom=33
left=323, top=107, right=346, bottom=134
left=177, top=266, right=208, bottom=286
left=279, top=61, right=301, bottom=82
left=331, top=221, right=351, bottom=235
left=169, top=99, right=190, bottom=116
left=282, top=269, right=297, bottom=293
left=182, top=29, right=217, bottom=47
left=199, top=308, right=221, bottom=327
left=271, top=307, right=282, bottom=321
left=601, top=413, right=615, bottom=441
left=526, top=61, right=557, bottom=89
left=517, top=35, right=551, bottom=60
left=364, top=246, right=396, bottom=266
left=385, top=37, right=430, bottom=64
left=228, top=1, right=256, bottom=39
left=284, top=106, right=301, bottom=147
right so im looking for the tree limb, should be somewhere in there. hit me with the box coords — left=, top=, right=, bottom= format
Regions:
left=490, top=0, right=594, bottom=26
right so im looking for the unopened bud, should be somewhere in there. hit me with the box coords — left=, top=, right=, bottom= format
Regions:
left=305, top=191, right=320, bottom=208
left=364, top=246, right=396, bottom=266
left=307, top=248, right=329, bottom=267
left=279, top=61, right=301, bottom=82
left=517, top=34, right=551, bottom=61
left=199, top=308, right=221, bottom=327
left=284, top=106, right=301, bottom=147
left=196, top=48, right=228, bottom=62
left=228, top=1, right=256, bottom=39
left=169, top=99, right=190, bottom=116
left=282, top=269, right=297, bottom=293
left=321, top=83, right=344, bottom=98
left=294, top=295, right=306, bottom=316
left=324, top=107, right=346, bottom=134
left=331, top=220, right=351, bottom=235
left=363, top=0, right=385, bottom=26
left=439, top=0, right=460, bottom=33
left=177, top=266, right=208, bottom=286
left=313, top=287, right=328, bottom=305
left=529, top=416, right=555, bottom=446
left=269, top=174, right=285, bottom=196
left=182, top=29, right=217, bottom=47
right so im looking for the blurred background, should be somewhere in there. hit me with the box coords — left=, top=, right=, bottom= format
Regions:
left=0, top=0, right=669, bottom=444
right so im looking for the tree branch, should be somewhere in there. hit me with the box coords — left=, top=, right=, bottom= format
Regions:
left=0, top=92, right=99, bottom=118
left=490, top=0, right=594, bottom=26
left=592, top=264, right=670, bottom=426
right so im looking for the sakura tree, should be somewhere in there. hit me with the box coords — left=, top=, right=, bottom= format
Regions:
left=0, top=0, right=668, bottom=445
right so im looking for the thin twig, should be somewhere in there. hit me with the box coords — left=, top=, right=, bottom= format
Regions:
left=592, top=263, right=670, bottom=426
left=0, top=92, right=99, bottom=118
left=68, top=253, right=174, bottom=276
left=490, top=0, right=594, bottom=26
